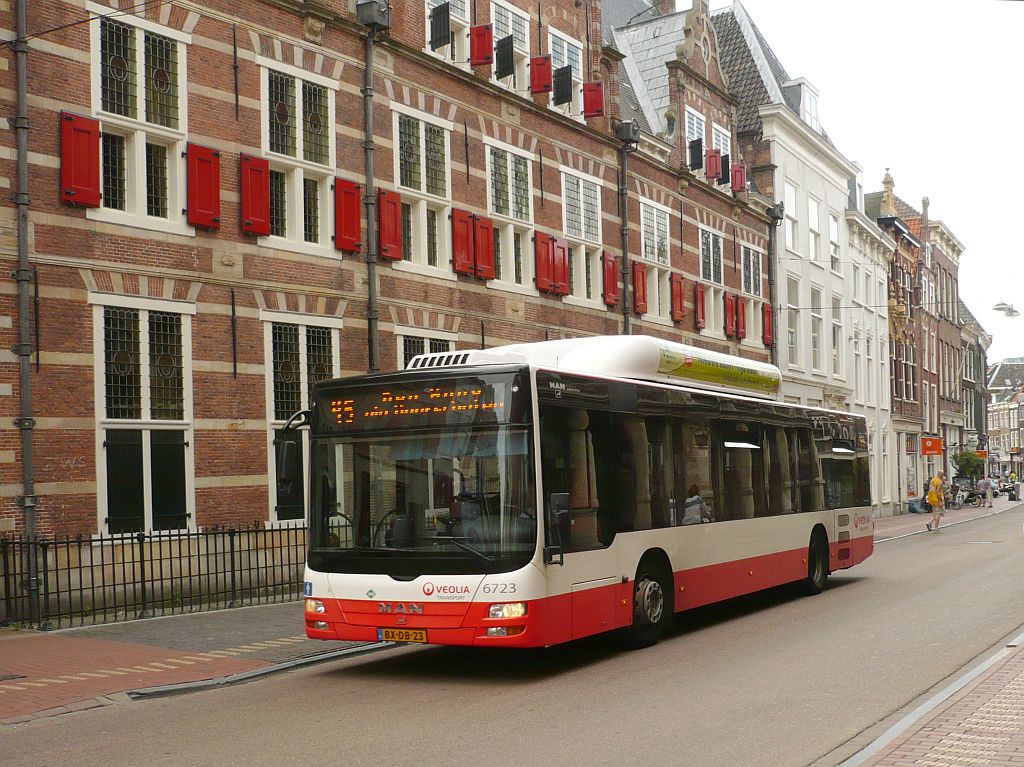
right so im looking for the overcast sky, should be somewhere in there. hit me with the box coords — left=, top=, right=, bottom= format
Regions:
left=703, top=0, right=1021, bottom=363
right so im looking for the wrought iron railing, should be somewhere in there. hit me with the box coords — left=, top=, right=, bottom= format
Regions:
left=1, top=525, right=307, bottom=630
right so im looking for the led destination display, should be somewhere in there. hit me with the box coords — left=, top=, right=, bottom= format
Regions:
left=315, top=373, right=526, bottom=432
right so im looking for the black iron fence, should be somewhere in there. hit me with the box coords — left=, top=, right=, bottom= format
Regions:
left=1, top=526, right=308, bottom=630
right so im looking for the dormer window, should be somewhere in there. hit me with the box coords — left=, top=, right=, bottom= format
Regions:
left=804, top=88, right=819, bottom=132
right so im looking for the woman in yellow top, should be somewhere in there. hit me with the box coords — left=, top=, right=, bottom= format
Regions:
left=926, top=470, right=946, bottom=532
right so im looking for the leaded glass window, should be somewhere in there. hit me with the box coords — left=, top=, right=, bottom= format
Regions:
left=272, top=323, right=302, bottom=421
left=401, top=203, right=413, bottom=261
left=101, top=19, right=137, bottom=118
left=701, top=229, right=723, bottom=284
left=270, top=170, right=287, bottom=237
left=492, top=3, right=528, bottom=50
left=149, top=311, right=183, bottom=420
left=642, top=203, right=669, bottom=265
left=145, top=143, right=168, bottom=218
left=426, top=209, right=438, bottom=266
left=425, top=125, right=446, bottom=197
left=102, top=133, right=127, bottom=212
left=491, top=148, right=509, bottom=216
left=104, top=307, right=141, bottom=419
left=302, top=82, right=329, bottom=165
left=306, top=327, right=333, bottom=385
left=511, top=155, right=529, bottom=220
left=564, top=175, right=582, bottom=237
left=144, top=32, right=178, bottom=128
left=303, top=178, right=319, bottom=243
left=269, top=70, right=297, bottom=157
left=399, top=115, right=422, bottom=190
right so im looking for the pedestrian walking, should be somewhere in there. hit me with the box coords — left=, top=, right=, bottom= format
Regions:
left=980, top=476, right=994, bottom=507
left=926, top=470, right=947, bottom=532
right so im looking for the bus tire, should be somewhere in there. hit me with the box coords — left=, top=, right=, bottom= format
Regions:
left=622, top=558, right=672, bottom=649
left=799, top=531, right=829, bottom=596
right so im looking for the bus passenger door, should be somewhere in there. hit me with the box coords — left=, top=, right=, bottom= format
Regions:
left=541, top=407, right=620, bottom=641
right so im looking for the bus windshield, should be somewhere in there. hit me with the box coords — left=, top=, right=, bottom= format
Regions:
left=309, top=426, right=536, bottom=575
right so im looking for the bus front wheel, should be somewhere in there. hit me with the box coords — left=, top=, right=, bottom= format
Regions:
left=799, top=533, right=829, bottom=595
left=622, top=560, right=672, bottom=648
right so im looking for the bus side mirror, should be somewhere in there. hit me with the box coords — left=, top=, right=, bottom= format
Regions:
left=276, top=437, right=300, bottom=486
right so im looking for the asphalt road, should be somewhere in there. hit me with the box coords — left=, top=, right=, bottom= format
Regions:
left=6, top=508, right=1024, bottom=767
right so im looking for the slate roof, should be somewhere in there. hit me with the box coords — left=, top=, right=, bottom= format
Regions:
left=618, top=60, right=651, bottom=133
left=959, top=300, right=989, bottom=340
left=863, top=192, right=883, bottom=220
left=616, top=11, right=690, bottom=131
left=988, top=360, right=1024, bottom=391
left=601, top=0, right=658, bottom=42
left=711, top=8, right=773, bottom=133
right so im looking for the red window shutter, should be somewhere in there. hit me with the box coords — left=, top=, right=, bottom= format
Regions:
left=186, top=143, right=221, bottom=229
left=737, top=297, right=747, bottom=339
left=705, top=148, right=722, bottom=181
left=551, top=238, right=570, bottom=295
left=602, top=252, right=619, bottom=306
left=378, top=189, right=403, bottom=260
left=730, top=164, right=747, bottom=194
left=762, top=303, right=774, bottom=346
left=451, top=208, right=475, bottom=275
left=469, top=25, right=493, bottom=66
left=530, top=55, right=552, bottom=94
left=632, top=262, right=648, bottom=314
left=583, top=82, right=605, bottom=118
left=695, top=283, right=706, bottom=330
left=670, top=274, right=685, bottom=321
left=724, top=292, right=737, bottom=337
left=239, top=154, right=270, bottom=236
left=334, top=178, right=362, bottom=252
left=474, top=216, right=496, bottom=279
left=535, top=232, right=554, bottom=292
left=60, top=112, right=101, bottom=208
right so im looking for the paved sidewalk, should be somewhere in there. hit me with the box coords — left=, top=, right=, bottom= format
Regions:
left=872, top=492, right=1017, bottom=540
left=0, top=600, right=369, bottom=724
left=834, top=497, right=1024, bottom=766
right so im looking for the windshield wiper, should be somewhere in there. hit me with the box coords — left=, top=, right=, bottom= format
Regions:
left=404, top=534, right=494, bottom=563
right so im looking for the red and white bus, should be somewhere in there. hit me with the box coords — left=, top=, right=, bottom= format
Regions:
left=294, top=335, right=873, bottom=648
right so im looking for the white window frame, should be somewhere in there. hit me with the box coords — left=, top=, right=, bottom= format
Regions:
left=828, top=212, right=841, bottom=273
left=637, top=199, right=673, bottom=324
left=807, top=197, right=821, bottom=261
left=741, top=245, right=762, bottom=297
left=562, top=167, right=603, bottom=307
left=699, top=228, right=727, bottom=337
left=810, top=286, right=823, bottom=372
left=87, top=4, right=192, bottom=237
left=548, top=28, right=584, bottom=120
left=262, top=310, right=343, bottom=526
left=831, top=295, right=843, bottom=378
left=711, top=122, right=731, bottom=158
left=90, top=292, right=196, bottom=534
left=425, top=0, right=471, bottom=69
left=685, top=107, right=706, bottom=146
left=396, top=326, right=460, bottom=370
left=392, top=103, right=456, bottom=281
left=257, top=58, right=337, bottom=256
left=803, top=87, right=820, bottom=132
left=485, top=135, right=536, bottom=295
left=783, top=182, right=798, bottom=253
left=491, top=0, right=530, bottom=90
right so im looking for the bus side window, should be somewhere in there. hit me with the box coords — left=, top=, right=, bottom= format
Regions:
left=677, top=421, right=715, bottom=523
left=613, top=414, right=652, bottom=532
left=540, top=407, right=610, bottom=552
left=716, top=422, right=763, bottom=521
left=646, top=417, right=672, bottom=529
left=767, top=427, right=794, bottom=515
left=794, top=428, right=822, bottom=512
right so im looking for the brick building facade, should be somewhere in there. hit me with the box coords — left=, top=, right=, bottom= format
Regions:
left=0, top=0, right=772, bottom=536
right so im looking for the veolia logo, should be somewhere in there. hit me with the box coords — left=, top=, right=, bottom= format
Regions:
left=422, top=582, right=471, bottom=597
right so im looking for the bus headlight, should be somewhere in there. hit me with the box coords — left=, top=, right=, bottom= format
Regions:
left=488, top=602, right=527, bottom=619
left=305, top=598, right=325, bottom=614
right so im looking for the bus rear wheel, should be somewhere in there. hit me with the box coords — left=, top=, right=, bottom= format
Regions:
left=799, top=533, right=829, bottom=595
left=622, top=561, right=672, bottom=649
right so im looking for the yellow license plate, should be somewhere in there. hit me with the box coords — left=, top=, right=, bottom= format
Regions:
left=378, top=628, right=427, bottom=643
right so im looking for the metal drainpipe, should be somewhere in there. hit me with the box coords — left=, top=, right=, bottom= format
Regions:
left=363, top=31, right=380, bottom=372
left=13, top=0, right=38, bottom=622
left=618, top=144, right=631, bottom=335
left=766, top=211, right=779, bottom=368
